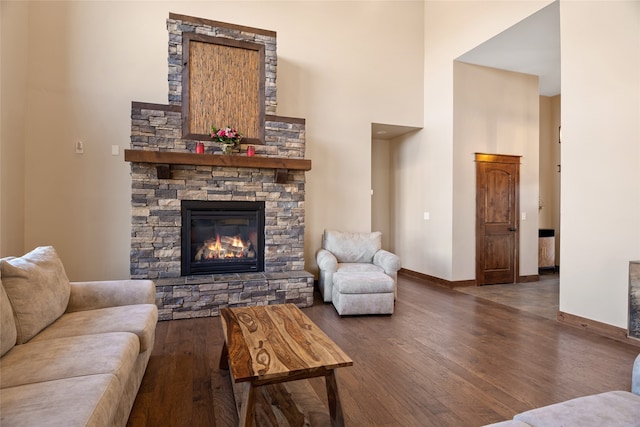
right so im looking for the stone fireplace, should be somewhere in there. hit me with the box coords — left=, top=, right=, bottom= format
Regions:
left=125, top=14, right=314, bottom=321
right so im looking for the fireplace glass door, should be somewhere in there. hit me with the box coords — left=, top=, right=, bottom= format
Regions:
left=181, top=201, right=265, bottom=275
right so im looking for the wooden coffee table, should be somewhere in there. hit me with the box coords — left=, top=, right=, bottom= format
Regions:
left=219, top=304, right=353, bottom=427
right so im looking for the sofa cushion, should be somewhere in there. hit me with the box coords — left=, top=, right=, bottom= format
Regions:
left=0, top=332, right=139, bottom=389
left=30, top=304, right=158, bottom=352
left=0, top=374, right=122, bottom=427
left=1, top=246, right=70, bottom=344
left=67, top=279, right=156, bottom=312
left=323, top=230, right=382, bottom=263
left=514, top=391, right=640, bottom=427
left=0, top=281, right=17, bottom=356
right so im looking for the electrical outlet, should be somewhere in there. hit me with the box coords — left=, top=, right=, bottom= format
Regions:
left=111, top=145, right=119, bottom=156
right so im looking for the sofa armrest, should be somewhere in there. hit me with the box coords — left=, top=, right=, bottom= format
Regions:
left=373, top=250, right=401, bottom=274
left=67, top=280, right=156, bottom=313
left=316, top=249, right=338, bottom=272
left=633, top=353, right=640, bottom=395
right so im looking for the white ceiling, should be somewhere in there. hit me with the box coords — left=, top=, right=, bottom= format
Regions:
left=457, top=1, right=560, bottom=97
left=372, top=2, right=560, bottom=140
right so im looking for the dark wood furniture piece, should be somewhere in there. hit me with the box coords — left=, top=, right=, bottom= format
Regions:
left=219, top=304, right=353, bottom=427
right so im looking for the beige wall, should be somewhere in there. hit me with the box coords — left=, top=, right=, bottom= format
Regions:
left=539, top=95, right=561, bottom=265
left=0, top=1, right=28, bottom=257
left=371, top=138, right=392, bottom=251
left=393, top=128, right=430, bottom=274
left=415, top=0, right=639, bottom=329
left=408, top=0, right=552, bottom=281
left=559, top=0, right=640, bottom=328
left=453, top=62, right=540, bottom=280
left=0, top=1, right=425, bottom=280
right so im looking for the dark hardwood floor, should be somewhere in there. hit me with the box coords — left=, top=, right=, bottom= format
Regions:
left=127, top=274, right=639, bottom=427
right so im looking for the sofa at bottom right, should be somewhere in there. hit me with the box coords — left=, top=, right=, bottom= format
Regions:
left=485, top=353, right=640, bottom=427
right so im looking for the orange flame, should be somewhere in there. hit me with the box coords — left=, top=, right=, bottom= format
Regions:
left=200, top=234, right=248, bottom=259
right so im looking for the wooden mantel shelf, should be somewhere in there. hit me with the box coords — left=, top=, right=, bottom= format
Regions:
left=124, top=149, right=311, bottom=170
left=124, top=149, right=311, bottom=183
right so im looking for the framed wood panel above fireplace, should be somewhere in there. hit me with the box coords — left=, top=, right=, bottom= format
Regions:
left=181, top=32, right=266, bottom=144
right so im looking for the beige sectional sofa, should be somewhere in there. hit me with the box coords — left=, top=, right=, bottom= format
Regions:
left=0, top=246, right=158, bottom=426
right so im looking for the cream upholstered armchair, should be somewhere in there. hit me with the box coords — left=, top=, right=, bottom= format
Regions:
left=316, top=230, right=401, bottom=315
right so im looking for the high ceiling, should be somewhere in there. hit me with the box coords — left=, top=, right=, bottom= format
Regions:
left=372, top=2, right=560, bottom=140
left=457, top=1, right=560, bottom=97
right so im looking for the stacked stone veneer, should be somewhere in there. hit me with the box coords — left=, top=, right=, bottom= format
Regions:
left=167, top=14, right=277, bottom=111
left=128, top=14, right=313, bottom=321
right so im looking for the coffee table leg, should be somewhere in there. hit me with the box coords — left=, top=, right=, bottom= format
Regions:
left=238, top=382, right=256, bottom=427
left=325, top=369, right=345, bottom=427
left=219, top=341, right=229, bottom=370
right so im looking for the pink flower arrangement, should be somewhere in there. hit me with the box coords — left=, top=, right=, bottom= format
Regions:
left=210, top=126, right=243, bottom=144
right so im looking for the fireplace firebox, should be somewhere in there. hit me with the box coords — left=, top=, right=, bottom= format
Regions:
left=181, top=201, right=265, bottom=276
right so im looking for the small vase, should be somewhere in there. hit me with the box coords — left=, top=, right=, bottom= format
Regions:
left=221, top=143, right=236, bottom=155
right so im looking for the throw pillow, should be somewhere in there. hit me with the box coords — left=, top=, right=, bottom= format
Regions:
left=0, top=277, right=17, bottom=356
left=1, top=246, right=71, bottom=344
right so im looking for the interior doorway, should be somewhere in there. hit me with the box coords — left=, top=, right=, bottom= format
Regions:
left=457, top=1, right=561, bottom=290
left=475, top=153, right=521, bottom=286
left=370, top=123, right=420, bottom=251
left=539, top=96, right=561, bottom=273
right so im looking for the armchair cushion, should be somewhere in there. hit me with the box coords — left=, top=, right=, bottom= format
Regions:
left=333, top=271, right=394, bottom=294
left=323, top=230, right=381, bottom=263
left=336, top=263, right=383, bottom=274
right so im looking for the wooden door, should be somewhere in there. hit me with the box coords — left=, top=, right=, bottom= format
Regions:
left=475, top=153, right=520, bottom=285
